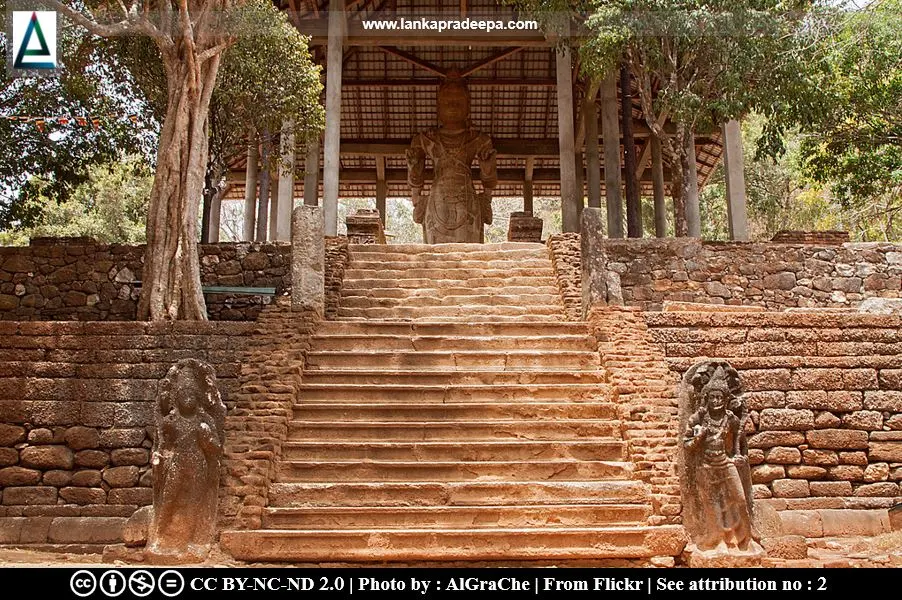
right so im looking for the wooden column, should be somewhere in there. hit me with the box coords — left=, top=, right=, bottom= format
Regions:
left=651, top=135, right=667, bottom=238
left=375, top=155, right=387, bottom=225
left=207, top=190, right=222, bottom=243
left=585, top=92, right=601, bottom=209
left=523, top=157, right=535, bottom=214
left=621, top=65, right=641, bottom=237
left=600, top=72, right=622, bottom=238
left=322, top=0, right=345, bottom=236
left=277, top=121, right=296, bottom=241
left=242, top=135, right=258, bottom=241
left=556, top=45, right=580, bottom=233
left=685, top=133, right=702, bottom=238
left=303, top=138, right=320, bottom=207
left=722, top=119, right=749, bottom=241
left=255, top=131, right=271, bottom=242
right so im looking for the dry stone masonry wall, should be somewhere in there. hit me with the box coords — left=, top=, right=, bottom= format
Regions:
left=554, top=235, right=902, bottom=311
left=646, top=311, right=902, bottom=512
left=324, top=237, right=349, bottom=320
left=0, top=321, right=253, bottom=547
left=546, top=233, right=582, bottom=321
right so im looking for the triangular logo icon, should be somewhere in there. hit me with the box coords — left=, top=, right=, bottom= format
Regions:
left=14, top=12, right=57, bottom=70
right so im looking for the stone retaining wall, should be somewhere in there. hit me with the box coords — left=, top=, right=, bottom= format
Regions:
left=547, top=234, right=582, bottom=321
left=560, top=233, right=902, bottom=311
left=646, top=311, right=902, bottom=514
left=0, top=239, right=291, bottom=321
left=0, top=321, right=254, bottom=548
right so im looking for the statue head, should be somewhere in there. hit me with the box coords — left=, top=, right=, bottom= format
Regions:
left=700, top=366, right=731, bottom=415
left=437, top=70, right=470, bottom=127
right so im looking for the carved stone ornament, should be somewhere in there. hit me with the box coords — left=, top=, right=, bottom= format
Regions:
left=145, top=358, right=226, bottom=562
left=679, top=359, right=764, bottom=565
left=407, top=71, right=497, bottom=244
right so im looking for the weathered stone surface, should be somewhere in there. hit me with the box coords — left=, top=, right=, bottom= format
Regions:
left=759, top=408, right=814, bottom=431
left=102, top=466, right=139, bottom=488
left=0, top=466, right=41, bottom=486
left=58, top=487, right=106, bottom=505
left=291, top=206, right=324, bottom=316
left=772, top=479, right=810, bottom=498
left=806, top=429, right=869, bottom=450
left=581, top=208, right=610, bottom=317
left=47, top=516, right=125, bottom=543
left=863, top=463, right=891, bottom=483
left=111, top=448, right=150, bottom=466
left=64, top=426, right=99, bottom=450
left=748, top=431, right=806, bottom=448
left=843, top=410, right=883, bottom=430
left=868, top=441, right=902, bottom=462
left=2, top=486, right=57, bottom=505
left=123, top=505, right=152, bottom=547
left=147, top=359, right=225, bottom=562
left=74, top=450, right=109, bottom=469
left=42, top=469, right=72, bottom=487
left=70, top=470, right=102, bottom=487
left=762, top=535, right=808, bottom=560
left=765, top=447, right=802, bottom=464
left=0, top=424, right=25, bottom=446
left=809, top=481, right=853, bottom=496
left=19, top=445, right=74, bottom=470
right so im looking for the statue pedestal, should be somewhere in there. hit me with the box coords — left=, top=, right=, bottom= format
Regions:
left=346, top=209, right=386, bottom=244
left=684, top=542, right=766, bottom=568
left=508, top=212, right=543, bottom=242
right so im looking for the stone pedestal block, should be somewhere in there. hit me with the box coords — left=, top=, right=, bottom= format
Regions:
left=292, top=206, right=325, bottom=316
left=346, top=209, right=385, bottom=245
left=507, top=212, right=543, bottom=243
left=580, top=207, right=612, bottom=317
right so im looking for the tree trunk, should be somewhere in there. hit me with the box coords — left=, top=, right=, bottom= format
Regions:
left=669, top=138, right=688, bottom=237
left=137, top=50, right=222, bottom=321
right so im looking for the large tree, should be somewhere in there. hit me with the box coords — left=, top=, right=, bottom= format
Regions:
left=46, top=0, right=248, bottom=320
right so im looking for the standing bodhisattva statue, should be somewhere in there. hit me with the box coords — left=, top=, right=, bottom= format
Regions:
left=407, top=72, right=497, bottom=243
left=680, top=360, right=758, bottom=554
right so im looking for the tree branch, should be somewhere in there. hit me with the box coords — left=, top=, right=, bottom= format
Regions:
left=44, top=0, right=141, bottom=37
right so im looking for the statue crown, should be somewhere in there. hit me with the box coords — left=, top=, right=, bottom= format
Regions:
left=700, top=366, right=731, bottom=398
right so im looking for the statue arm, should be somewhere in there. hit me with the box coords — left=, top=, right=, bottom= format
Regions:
left=683, top=411, right=704, bottom=448
left=407, top=136, right=427, bottom=224
left=476, top=137, right=498, bottom=191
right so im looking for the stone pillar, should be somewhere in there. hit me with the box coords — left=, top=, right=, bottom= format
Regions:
left=685, top=133, right=702, bottom=238
left=621, top=65, right=642, bottom=238
left=242, top=137, right=258, bottom=241
left=375, top=156, right=387, bottom=225
left=208, top=191, right=222, bottom=243
left=322, top=0, right=345, bottom=236
left=600, top=72, right=622, bottom=238
left=291, top=205, right=324, bottom=316
left=722, top=119, right=749, bottom=241
left=303, top=138, right=320, bottom=207
left=277, top=121, right=296, bottom=242
left=255, top=131, right=271, bottom=242
left=523, top=156, right=535, bottom=215
left=556, top=45, right=580, bottom=233
left=651, top=135, right=667, bottom=238
left=269, top=170, right=280, bottom=242
left=580, top=207, right=608, bottom=318
left=585, top=94, right=601, bottom=209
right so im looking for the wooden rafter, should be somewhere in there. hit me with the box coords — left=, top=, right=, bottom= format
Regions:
left=460, top=0, right=467, bottom=18
left=340, top=78, right=557, bottom=87
left=459, top=47, right=522, bottom=78
left=377, top=46, right=445, bottom=76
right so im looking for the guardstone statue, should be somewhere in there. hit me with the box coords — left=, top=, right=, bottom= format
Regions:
left=680, top=359, right=761, bottom=561
left=146, top=358, right=226, bottom=561
left=407, top=71, right=497, bottom=243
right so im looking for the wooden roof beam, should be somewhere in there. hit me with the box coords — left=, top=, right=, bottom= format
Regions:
left=459, top=47, right=523, bottom=77
left=377, top=46, right=445, bottom=76
left=340, top=78, right=557, bottom=87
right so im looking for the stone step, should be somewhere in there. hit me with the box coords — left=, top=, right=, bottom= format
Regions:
left=315, top=321, right=590, bottom=337
left=335, top=306, right=563, bottom=320
left=310, top=334, right=595, bottom=352
left=347, top=248, right=549, bottom=262
left=268, top=480, right=650, bottom=507
left=286, top=420, right=621, bottom=441
left=348, top=259, right=553, bottom=272
left=261, top=504, right=652, bottom=530
left=281, top=440, right=626, bottom=462
left=276, top=460, right=633, bottom=482
left=299, top=370, right=606, bottom=386
left=296, top=383, right=612, bottom=403
left=341, top=277, right=560, bottom=290
left=337, top=294, right=563, bottom=309
left=290, top=402, right=621, bottom=422
left=348, top=242, right=547, bottom=253
left=333, top=315, right=566, bottom=323
left=304, top=350, right=600, bottom=371
left=340, top=286, right=561, bottom=299
left=220, top=525, right=688, bottom=562
left=342, top=268, right=556, bottom=280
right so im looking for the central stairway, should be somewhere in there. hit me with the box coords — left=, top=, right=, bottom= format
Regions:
left=221, top=243, right=684, bottom=563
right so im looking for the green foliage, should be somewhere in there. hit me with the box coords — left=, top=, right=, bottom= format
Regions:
left=0, top=19, right=157, bottom=228
left=0, top=157, right=152, bottom=245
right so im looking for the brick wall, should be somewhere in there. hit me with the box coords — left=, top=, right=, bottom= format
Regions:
left=646, top=311, right=902, bottom=512
left=559, top=234, right=902, bottom=311
left=0, top=320, right=254, bottom=547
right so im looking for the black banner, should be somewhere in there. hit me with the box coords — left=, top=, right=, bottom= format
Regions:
left=8, top=567, right=878, bottom=600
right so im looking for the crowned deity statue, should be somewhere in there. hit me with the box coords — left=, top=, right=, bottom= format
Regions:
left=407, top=71, right=497, bottom=243
left=680, top=360, right=758, bottom=554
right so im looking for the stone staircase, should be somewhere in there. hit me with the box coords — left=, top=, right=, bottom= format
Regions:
left=221, top=243, right=684, bottom=563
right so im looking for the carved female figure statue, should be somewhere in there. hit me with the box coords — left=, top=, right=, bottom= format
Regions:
left=407, top=72, right=497, bottom=243
left=680, top=361, right=755, bottom=552
left=147, top=359, right=225, bottom=560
